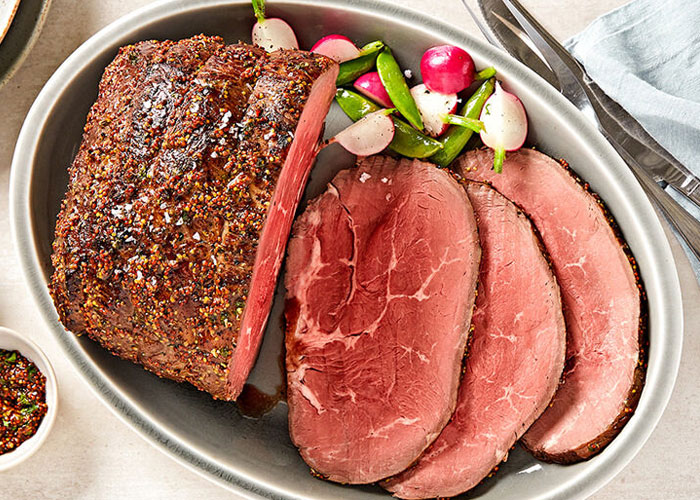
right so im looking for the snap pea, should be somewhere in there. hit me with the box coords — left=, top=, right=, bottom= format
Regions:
left=359, top=40, right=385, bottom=55
left=376, top=48, right=424, bottom=130
left=441, top=114, right=484, bottom=133
left=336, top=41, right=385, bottom=86
left=431, top=77, right=495, bottom=167
left=335, top=89, right=443, bottom=158
left=335, top=88, right=379, bottom=121
left=391, top=120, right=442, bottom=158
left=475, top=66, right=497, bottom=81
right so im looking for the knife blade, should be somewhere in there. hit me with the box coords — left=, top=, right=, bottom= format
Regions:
left=496, top=0, right=700, bottom=261
left=477, top=0, right=700, bottom=207
left=473, top=0, right=559, bottom=89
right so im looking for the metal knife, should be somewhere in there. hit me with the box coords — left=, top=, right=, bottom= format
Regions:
left=461, top=0, right=700, bottom=261
left=470, top=0, right=700, bottom=208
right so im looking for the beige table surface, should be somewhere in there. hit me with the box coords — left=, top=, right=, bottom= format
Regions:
left=1, top=0, right=698, bottom=498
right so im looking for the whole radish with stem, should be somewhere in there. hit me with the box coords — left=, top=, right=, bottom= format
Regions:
left=251, top=0, right=299, bottom=52
left=327, top=109, right=396, bottom=157
left=479, top=81, right=527, bottom=173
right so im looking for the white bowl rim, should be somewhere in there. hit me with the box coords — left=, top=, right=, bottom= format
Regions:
left=0, top=326, right=58, bottom=471
left=8, top=0, right=683, bottom=498
left=0, top=0, right=53, bottom=90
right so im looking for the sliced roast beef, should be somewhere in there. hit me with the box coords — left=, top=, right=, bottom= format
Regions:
left=385, top=182, right=566, bottom=499
left=50, top=38, right=338, bottom=400
left=457, top=148, right=644, bottom=463
left=224, top=49, right=339, bottom=399
left=284, top=156, right=481, bottom=483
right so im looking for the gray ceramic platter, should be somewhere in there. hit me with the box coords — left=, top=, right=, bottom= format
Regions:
left=0, top=0, right=52, bottom=88
left=9, top=0, right=683, bottom=499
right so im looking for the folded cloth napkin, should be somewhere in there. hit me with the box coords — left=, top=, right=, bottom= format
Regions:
left=566, top=0, right=700, bottom=280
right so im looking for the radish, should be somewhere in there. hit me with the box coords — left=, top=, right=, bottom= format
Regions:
left=311, top=35, right=360, bottom=63
left=251, top=0, right=299, bottom=52
left=420, top=45, right=475, bottom=94
left=479, top=81, right=528, bottom=173
left=409, top=84, right=458, bottom=137
left=328, top=109, right=395, bottom=156
left=353, top=72, right=394, bottom=108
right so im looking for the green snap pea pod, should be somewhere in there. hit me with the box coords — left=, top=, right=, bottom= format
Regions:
left=431, top=77, right=495, bottom=167
left=336, top=41, right=385, bottom=86
left=335, top=88, right=379, bottom=120
left=441, top=114, right=485, bottom=133
left=335, top=89, right=442, bottom=158
left=376, top=48, right=424, bottom=130
left=475, top=66, right=497, bottom=81
left=359, top=40, right=384, bottom=55
left=391, top=120, right=442, bottom=158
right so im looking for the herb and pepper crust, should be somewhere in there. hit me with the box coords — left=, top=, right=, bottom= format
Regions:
left=49, top=35, right=334, bottom=400
left=0, top=350, right=48, bottom=454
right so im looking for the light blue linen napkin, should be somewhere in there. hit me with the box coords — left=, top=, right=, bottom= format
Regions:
left=566, top=0, right=700, bottom=279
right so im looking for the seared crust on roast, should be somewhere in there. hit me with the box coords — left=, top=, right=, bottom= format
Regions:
left=50, top=36, right=337, bottom=400
left=525, top=298, right=647, bottom=464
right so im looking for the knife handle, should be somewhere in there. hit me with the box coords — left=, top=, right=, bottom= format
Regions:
left=613, top=142, right=700, bottom=263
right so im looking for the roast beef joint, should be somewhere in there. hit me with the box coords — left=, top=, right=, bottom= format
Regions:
left=49, top=36, right=339, bottom=400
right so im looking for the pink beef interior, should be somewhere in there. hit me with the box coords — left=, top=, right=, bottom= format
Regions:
left=385, top=182, right=566, bottom=499
left=458, top=149, right=641, bottom=459
left=284, top=157, right=481, bottom=484
left=226, top=66, right=338, bottom=399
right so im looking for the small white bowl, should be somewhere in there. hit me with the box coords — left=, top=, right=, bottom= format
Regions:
left=0, top=327, right=57, bottom=471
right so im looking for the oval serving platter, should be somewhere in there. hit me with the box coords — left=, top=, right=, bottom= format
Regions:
left=9, top=1, right=682, bottom=499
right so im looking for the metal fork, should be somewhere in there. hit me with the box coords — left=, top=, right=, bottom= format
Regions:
left=463, top=0, right=700, bottom=262
left=471, top=0, right=700, bottom=204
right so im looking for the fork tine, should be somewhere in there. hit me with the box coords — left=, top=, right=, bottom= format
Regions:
left=490, top=11, right=550, bottom=71
left=464, top=0, right=560, bottom=88
left=501, top=0, right=586, bottom=82
left=461, top=0, right=502, bottom=47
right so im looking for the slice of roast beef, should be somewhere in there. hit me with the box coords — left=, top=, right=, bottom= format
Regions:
left=284, top=156, right=481, bottom=484
left=50, top=38, right=338, bottom=400
left=385, top=182, right=566, bottom=499
left=225, top=49, right=339, bottom=398
left=457, top=148, right=644, bottom=463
